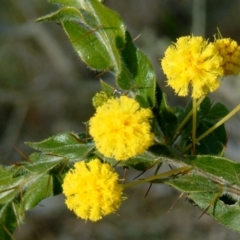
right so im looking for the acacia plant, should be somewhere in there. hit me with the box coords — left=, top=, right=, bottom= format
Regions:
left=1, top=0, right=240, bottom=238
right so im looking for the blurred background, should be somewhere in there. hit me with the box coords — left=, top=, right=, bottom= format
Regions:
left=1, top=0, right=240, bottom=239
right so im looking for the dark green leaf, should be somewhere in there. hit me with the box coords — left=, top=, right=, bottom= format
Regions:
left=204, top=102, right=229, bottom=124
left=119, top=31, right=156, bottom=106
left=195, top=122, right=227, bottom=155
left=0, top=202, right=21, bottom=240
left=195, top=100, right=229, bottom=155
left=148, top=144, right=176, bottom=159
left=124, top=151, right=161, bottom=171
left=178, top=97, right=228, bottom=155
left=153, top=87, right=178, bottom=142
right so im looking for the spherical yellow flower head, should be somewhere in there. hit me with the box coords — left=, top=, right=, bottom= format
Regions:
left=89, top=96, right=154, bottom=161
left=161, top=36, right=224, bottom=99
left=213, top=38, right=240, bottom=76
left=62, top=159, right=123, bottom=222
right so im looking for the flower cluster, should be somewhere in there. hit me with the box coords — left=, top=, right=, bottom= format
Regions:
left=213, top=38, right=240, bottom=76
left=62, top=159, right=123, bottom=222
left=161, top=35, right=240, bottom=99
left=89, top=96, right=154, bottom=160
left=63, top=96, right=154, bottom=221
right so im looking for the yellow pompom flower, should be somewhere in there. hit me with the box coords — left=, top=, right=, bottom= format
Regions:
left=213, top=38, right=240, bottom=76
left=62, top=159, right=123, bottom=222
left=89, top=96, right=154, bottom=161
left=161, top=36, right=224, bottom=99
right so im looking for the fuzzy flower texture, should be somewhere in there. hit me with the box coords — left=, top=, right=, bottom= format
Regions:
left=213, top=38, right=240, bottom=76
left=161, top=36, right=223, bottom=99
left=62, top=159, right=123, bottom=222
left=161, top=36, right=240, bottom=99
left=89, top=96, right=154, bottom=161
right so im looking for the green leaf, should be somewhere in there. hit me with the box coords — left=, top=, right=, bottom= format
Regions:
left=25, top=132, right=95, bottom=159
left=22, top=174, right=54, bottom=211
left=49, top=0, right=81, bottom=8
left=176, top=97, right=211, bottom=149
left=36, top=1, right=156, bottom=106
left=0, top=166, right=13, bottom=183
left=24, top=153, right=65, bottom=174
left=165, top=174, right=221, bottom=193
left=186, top=155, right=240, bottom=185
left=37, top=6, right=117, bottom=70
left=184, top=155, right=240, bottom=231
left=135, top=95, right=150, bottom=108
left=0, top=202, right=21, bottom=240
left=165, top=172, right=240, bottom=232
left=148, top=144, right=176, bottom=159
left=124, top=151, right=160, bottom=171
left=204, top=102, right=230, bottom=124
left=195, top=122, right=227, bottom=155
left=36, top=7, right=83, bottom=22
left=195, top=100, right=229, bottom=155
left=198, top=96, right=212, bottom=117
left=0, top=174, right=23, bottom=204
left=94, top=146, right=163, bottom=171
left=163, top=155, right=240, bottom=232
left=178, top=97, right=228, bottom=155
left=63, top=21, right=113, bottom=70
left=189, top=192, right=240, bottom=232
left=37, top=1, right=125, bottom=72
left=119, top=31, right=156, bottom=106
left=0, top=152, right=68, bottom=238
left=100, top=79, right=115, bottom=96
left=153, top=85, right=178, bottom=142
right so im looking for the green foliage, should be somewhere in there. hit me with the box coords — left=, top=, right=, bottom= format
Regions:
left=154, top=85, right=179, bottom=142
left=185, top=155, right=240, bottom=185
left=1, top=0, right=240, bottom=237
left=0, top=132, right=95, bottom=239
left=26, top=132, right=94, bottom=159
left=165, top=155, right=240, bottom=232
left=0, top=155, right=64, bottom=239
left=36, top=0, right=156, bottom=106
left=178, top=97, right=228, bottom=155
